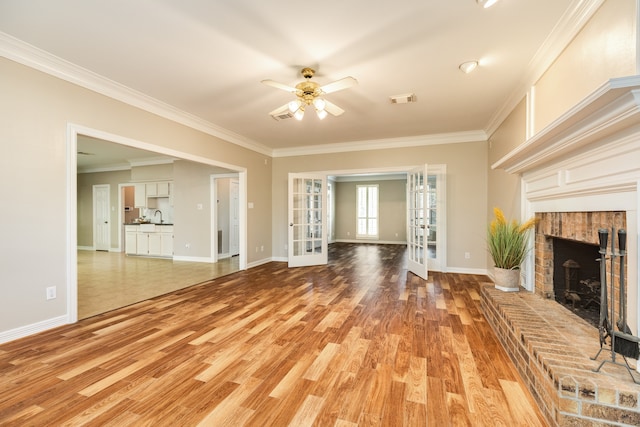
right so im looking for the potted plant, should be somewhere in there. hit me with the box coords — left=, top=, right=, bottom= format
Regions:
left=488, top=207, right=537, bottom=291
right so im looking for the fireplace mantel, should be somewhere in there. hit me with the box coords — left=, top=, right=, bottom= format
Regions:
left=492, top=76, right=640, bottom=175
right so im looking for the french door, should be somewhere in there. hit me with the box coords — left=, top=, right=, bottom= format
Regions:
left=288, top=173, right=327, bottom=267
left=407, top=165, right=428, bottom=279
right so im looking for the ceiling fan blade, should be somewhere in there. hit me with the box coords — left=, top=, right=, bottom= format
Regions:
left=268, top=103, right=291, bottom=116
left=324, top=100, right=345, bottom=116
left=319, top=76, right=357, bottom=94
left=261, top=79, right=297, bottom=93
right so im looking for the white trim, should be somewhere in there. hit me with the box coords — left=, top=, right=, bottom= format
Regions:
left=484, top=0, right=605, bottom=137
left=492, top=77, right=640, bottom=174
left=247, top=257, right=273, bottom=269
left=272, top=131, right=487, bottom=158
left=1, top=32, right=489, bottom=159
left=67, top=123, right=249, bottom=333
left=172, top=255, right=215, bottom=263
left=67, top=125, right=78, bottom=324
left=447, top=267, right=488, bottom=276
left=0, top=315, right=69, bottom=345
left=334, top=239, right=407, bottom=245
left=210, top=176, right=219, bottom=263
left=0, top=32, right=272, bottom=157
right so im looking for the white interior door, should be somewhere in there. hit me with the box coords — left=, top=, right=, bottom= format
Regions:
left=93, top=184, right=110, bottom=251
left=288, top=173, right=327, bottom=267
left=230, top=179, right=239, bottom=256
left=407, top=165, right=428, bottom=279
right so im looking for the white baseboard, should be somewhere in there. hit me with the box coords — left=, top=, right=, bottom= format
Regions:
left=77, top=246, right=93, bottom=251
left=247, top=257, right=272, bottom=269
left=0, top=315, right=69, bottom=345
left=271, top=256, right=288, bottom=262
left=445, top=267, right=489, bottom=276
left=333, top=239, right=407, bottom=245
left=172, top=255, right=214, bottom=263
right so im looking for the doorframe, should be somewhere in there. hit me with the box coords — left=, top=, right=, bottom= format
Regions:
left=67, top=123, right=248, bottom=323
left=315, top=164, right=447, bottom=271
left=210, top=173, right=241, bottom=262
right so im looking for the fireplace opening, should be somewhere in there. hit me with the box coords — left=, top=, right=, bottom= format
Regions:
left=552, top=237, right=601, bottom=328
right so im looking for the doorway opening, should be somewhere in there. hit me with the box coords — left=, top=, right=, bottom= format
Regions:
left=69, top=123, right=247, bottom=322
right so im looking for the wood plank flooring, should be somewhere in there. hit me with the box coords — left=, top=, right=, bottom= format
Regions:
left=0, top=243, right=547, bottom=426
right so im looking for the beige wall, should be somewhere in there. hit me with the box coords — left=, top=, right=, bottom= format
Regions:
left=335, top=179, right=407, bottom=242
left=0, top=57, right=271, bottom=333
left=272, top=141, right=488, bottom=270
left=534, top=0, right=637, bottom=132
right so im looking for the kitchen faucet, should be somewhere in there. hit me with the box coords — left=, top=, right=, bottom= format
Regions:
left=154, top=209, right=163, bottom=224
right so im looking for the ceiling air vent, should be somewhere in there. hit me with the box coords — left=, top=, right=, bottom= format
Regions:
left=390, top=93, right=417, bottom=104
left=271, top=111, right=294, bottom=121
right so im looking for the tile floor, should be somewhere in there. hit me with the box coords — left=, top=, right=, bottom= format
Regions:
left=78, top=251, right=239, bottom=319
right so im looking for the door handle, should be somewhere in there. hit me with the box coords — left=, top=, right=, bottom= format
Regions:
left=104, top=221, right=108, bottom=224
left=289, top=223, right=293, bottom=227
left=420, top=224, right=425, bottom=229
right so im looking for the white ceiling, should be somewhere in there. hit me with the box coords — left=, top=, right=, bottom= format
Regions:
left=1, top=0, right=590, bottom=156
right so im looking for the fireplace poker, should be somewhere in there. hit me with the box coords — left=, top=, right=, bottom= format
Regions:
left=592, top=227, right=640, bottom=383
left=596, top=228, right=610, bottom=349
left=612, top=229, right=640, bottom=359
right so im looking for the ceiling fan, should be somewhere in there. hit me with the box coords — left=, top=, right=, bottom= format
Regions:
left=262, top=67, right=357, bottom=121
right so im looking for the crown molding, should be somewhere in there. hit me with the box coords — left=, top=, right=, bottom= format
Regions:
left=271, top=130, right=487, bottom=158
left=484, top=0, right=605, bottom=137
left=0, top=32, right=273, bottom=157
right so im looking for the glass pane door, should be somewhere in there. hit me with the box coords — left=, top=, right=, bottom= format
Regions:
left=288, top=173, right=327, bottom=267
left=407, top=165, right=428, bottom=279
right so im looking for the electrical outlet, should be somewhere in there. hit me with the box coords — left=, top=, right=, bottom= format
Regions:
left=465, top=252, right=471, bottom=259
left=185, top=243, right=190, bottom=249
left=260, top=245, right=264, bottom=252
left=46, top=286, right=56, bottom=300
left=347, top=231, right=350, bottom=236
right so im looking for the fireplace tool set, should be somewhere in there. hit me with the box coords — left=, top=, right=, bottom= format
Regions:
left=591, top=228, right=640, bottom=383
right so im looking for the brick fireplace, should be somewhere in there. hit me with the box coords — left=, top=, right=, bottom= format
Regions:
left=487, top=77, right=640, bottom=426
left=535, top=211, right=627, bottom=326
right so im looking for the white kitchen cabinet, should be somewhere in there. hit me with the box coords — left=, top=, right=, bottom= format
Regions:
left=134, top=184, right=146, bottom=207
left=125, top=225, right=138, bottom=254
left=127, top=225, right=173, bottom=257
left=160, top=226, right=174, bottom=256
left=146, top=183, right=158, bottom=197
left=136, top=232, right=149, bottom=255
left=148, top=233, right=162, bottom=256
left=157, top=181, right=170, bottom=197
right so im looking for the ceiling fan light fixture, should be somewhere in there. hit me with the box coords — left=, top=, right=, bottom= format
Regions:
left=294, top=107, right=305, bottom=121
left=459, top=60, right=479, bottom=74
left=476, top=0, right=499, bottom=8
left=316, top=109, right=328, bottom=120
left=288, top=99, right=301, bottom=113
left=313, top=98, right=326, bottom=111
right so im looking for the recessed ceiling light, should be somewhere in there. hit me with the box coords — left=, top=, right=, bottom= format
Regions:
left=477, top=0, right=499, bottom=8
left=459, top=61, right=479, bottom=74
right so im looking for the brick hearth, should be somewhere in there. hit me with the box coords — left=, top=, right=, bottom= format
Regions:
left=482, top=283, right=640, bottom=426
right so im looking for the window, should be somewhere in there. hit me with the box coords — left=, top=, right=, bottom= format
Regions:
left=356, top=184, right=378, bottom=239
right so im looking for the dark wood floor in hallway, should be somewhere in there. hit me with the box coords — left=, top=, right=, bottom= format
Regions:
left=0, top=243, right=546, bottom=426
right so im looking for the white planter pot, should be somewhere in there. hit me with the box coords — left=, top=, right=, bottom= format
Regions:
left=494, top=267, right=520, bottom=292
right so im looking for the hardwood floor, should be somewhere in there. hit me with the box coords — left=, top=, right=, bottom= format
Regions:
left=1, top=243, right=547, bottom=426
